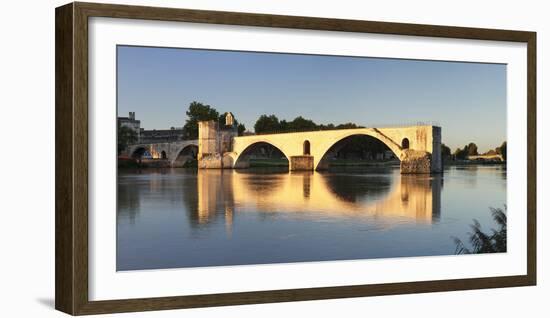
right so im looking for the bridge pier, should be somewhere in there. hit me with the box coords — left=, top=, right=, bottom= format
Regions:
left=400, top=150, right=435, bottom=174
left=290, top=156, right=314, bottom=171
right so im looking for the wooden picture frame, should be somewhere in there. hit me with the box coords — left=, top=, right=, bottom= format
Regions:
left=55, top=2, right=536, bottom=315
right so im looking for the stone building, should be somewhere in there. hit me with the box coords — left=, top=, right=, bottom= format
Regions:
left=140, top=127, right=185, bottom=144
left=117, top=112, right=141, bottom=142
left=118, top=112, right=187, bottom=144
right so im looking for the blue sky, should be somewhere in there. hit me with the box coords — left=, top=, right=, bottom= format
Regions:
left=117, top=45, right=506, bottom=152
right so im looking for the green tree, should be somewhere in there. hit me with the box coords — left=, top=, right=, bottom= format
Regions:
left=453, top=147, right=466, bottom=160
left=254, top=114, right=281, bottom=134
left=496, top=141, right=507, bottom=161
left=279, top=119, right=290, bottom=132
left=335, top=122, right=363, bottom=129
left=318, top=123, right=335, bottom=130
left=288, top=116, right=318, bottom=132
left=467, top=142, right=478, bottom=156
left=453, top=207, right=507, bottom=254
left=183, top=101, right=219, bottom=139
left=237, top=123, right=246, bottom=136
left=441, top=143, right=451, bottom=159
left=118, top=126, right=138, bottom=155
left=253, top=114, right=364, bottom=134
left=218, top=113, right=226, bottom=127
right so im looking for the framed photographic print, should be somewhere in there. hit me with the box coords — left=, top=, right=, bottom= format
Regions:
left=55, top=2, right=536, bottom=315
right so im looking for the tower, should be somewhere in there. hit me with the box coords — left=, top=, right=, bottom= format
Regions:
left=225, top=112, right=234, bottom=127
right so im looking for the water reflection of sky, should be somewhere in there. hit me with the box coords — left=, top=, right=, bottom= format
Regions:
left=117, top=165, right=506, bottom=270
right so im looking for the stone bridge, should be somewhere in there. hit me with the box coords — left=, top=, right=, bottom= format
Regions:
left=126, top=140, right=198, bottom=167
left=198, top=121, right=442, bottom=174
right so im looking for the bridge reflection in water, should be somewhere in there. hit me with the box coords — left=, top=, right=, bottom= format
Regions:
left=192, top=169, right=442, bottom=230
left=117, top=165, right=507, bottom=270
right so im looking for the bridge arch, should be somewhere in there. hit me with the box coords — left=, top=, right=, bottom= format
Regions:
left=172, top=144, right=198, bottom=167
left=314, top=132, right=403, bottom=171
left=130, top=146, right=149, bottom=159
left=233, top=141, right=290, bottom=169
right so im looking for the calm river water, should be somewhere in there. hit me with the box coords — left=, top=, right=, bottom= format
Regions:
left=117, top=165, right=506, bottom=270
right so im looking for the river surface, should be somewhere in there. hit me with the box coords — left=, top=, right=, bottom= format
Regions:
left=117, top=165, right=506, bottom=271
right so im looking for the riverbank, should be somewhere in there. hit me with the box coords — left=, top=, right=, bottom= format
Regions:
left=444, top=159, right=506, bottom=166
left=118, top=157, right=506, bottom=169
left=118, top=158, right=197, bottom=169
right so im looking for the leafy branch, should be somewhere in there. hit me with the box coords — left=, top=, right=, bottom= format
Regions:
left=453, top=206, right=507, bottom=254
